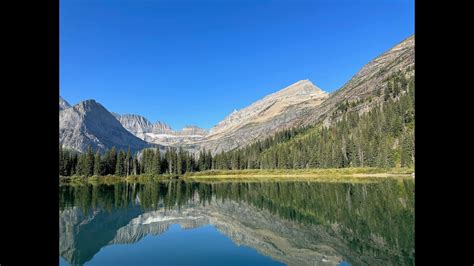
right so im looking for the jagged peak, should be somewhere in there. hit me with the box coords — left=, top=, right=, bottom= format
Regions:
left=71, top=99, right=114, bottom=115
left=153, top=120, right=171, bottom=127
left=59, top=96, right=71, bottom=110
left=77, top=99, right=98, bottom=106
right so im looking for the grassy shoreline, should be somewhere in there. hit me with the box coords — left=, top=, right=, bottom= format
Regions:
left=182, top=167, right=413, bottom=182
left=60, top=167, right=414, bottom=185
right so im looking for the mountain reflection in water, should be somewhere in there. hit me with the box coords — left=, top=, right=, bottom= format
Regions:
left=59, top=180, right=414, bottom=266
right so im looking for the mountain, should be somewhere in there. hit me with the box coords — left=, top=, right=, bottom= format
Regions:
left=192, top=79, right=329, bottom=154
left=210, top=35, right=415, bottom=169
left=113, top=113, right=208, bottom=146
left=59, top=96, right=71, bottom=110
left=177, top=125, right=208, bottom=136
left=59, top=35, right=413, bottom=156
left=59, top=99, right=151, bottom=153
left=198, top=35, right=414, bottom=155
left=112, top=113, right=156, bottom=140
left=302, top=35, right=414, bottom=127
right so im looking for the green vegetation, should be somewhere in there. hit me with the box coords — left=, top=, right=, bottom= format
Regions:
left=187, top=167, right=412, bottom=176
left=60, top=71, right=414, bottom=180
left=60, top=167, right=413, bottom=184
left=212, top=71, right=414, bottom=170
left=183, top=167, right=413, bottom=182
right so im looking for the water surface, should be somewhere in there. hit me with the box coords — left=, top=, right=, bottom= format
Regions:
left=59, top=179, right=414, bottom=265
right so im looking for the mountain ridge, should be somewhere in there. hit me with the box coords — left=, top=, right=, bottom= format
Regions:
left=59, top=99, right=152, bottom=153
left=59, top=34, right=414, bottom=155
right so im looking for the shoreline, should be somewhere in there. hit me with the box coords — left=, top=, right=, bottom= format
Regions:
left=60, top=167, right=414, bottom=185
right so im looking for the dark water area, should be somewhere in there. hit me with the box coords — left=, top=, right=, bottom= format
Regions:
left=59, top=179, right=414, bottom=266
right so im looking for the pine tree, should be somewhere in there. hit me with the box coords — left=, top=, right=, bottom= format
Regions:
left=76, top=154, right=86, bottom=176
left=116, top=150, right=126, bottom=176
left=186, top=154, right=193, bottom=173
left=206, top=150, right=212, bottom=170
left=86, top=146, right=95, bottom=177
left=70, top=153, right=78, bottom=175
left=152, top=149, right=161, bottom=175
left=104, top=147, right=117, bottom=175
left=93, top=151, right=102, bottom=176
left=177, top=147, right=186, bottom=174
left=125, top=148, right=131, bottom=176
left=133, top=156, right=140, bottom=175
left=59, top=145, right=64, bottom=175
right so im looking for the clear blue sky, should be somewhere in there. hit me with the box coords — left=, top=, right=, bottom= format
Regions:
left=60, top=0, right=414, bottom=130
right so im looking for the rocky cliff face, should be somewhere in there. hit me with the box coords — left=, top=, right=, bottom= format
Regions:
left=193, top=79, right=329, bottom=154
left=113, top=113, right=208, bottom=146
left=178, top=125, right=208, bottom=136
left=59, top=96, right=71, bottom=110
left=59, top=99, right=151, bottom=153
left=112, top=113, right=155, bottom=140
left=85, top=80, right=327, bottom=154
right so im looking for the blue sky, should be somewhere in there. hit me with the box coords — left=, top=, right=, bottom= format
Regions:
left=60, top=0, right=414, bottom=130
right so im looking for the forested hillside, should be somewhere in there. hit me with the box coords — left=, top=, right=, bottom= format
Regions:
left=212, top=70, right=414, bottom=170
left=60, top=69, right=414, bottom=178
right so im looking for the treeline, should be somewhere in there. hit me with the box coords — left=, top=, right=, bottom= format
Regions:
left=60, top=71, right=414, bottom=176
left=212, top=71, right=414, bottom=169
left=59, top=146, right=214, bottom=177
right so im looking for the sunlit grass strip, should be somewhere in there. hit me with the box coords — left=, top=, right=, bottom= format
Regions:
left=59, top=167, right=414, bottom=185
left=182, top=175, right=409, bottom=184
left=185, top=167, right=413, bottom=176
left=182, top=167, right=413, bottom=183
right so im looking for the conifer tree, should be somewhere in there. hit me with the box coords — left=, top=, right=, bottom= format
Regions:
left=59, top=145, right=64, bottom=175
left=116, top=150, right=126, bottom=176
left=125, top=148, right=131, bottom=176
left=152, top=149, right=161, bottom=175
left=93, top=151, right=102, bottom=176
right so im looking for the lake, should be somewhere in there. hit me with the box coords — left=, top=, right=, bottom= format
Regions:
left=59, top=179, right=414, bottom=266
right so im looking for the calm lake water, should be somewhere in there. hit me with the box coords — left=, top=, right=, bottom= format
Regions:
left=59, top=179, right=414, bottom=266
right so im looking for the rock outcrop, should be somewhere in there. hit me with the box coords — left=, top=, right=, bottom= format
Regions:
left=59, top=99, right=151, bottom=153
left=113, top=113, right=208, bottom=146
left=194, top=79, right=329, bottom=154
left=59, top=96, right=71, bottom=110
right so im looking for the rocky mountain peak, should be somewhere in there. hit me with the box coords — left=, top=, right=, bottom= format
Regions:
left=74, top=99, right=102, bottom=112
left=206, top=79, right=329, bottom=140
left=59, top=96, right=71, bottom=110
left=59, top=99, right=150, bottom=153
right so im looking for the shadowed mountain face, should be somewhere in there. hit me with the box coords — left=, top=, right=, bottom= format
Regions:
left=59, top=100, right=151, bottom=153
left=60, top=180, right=414, bottom=266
